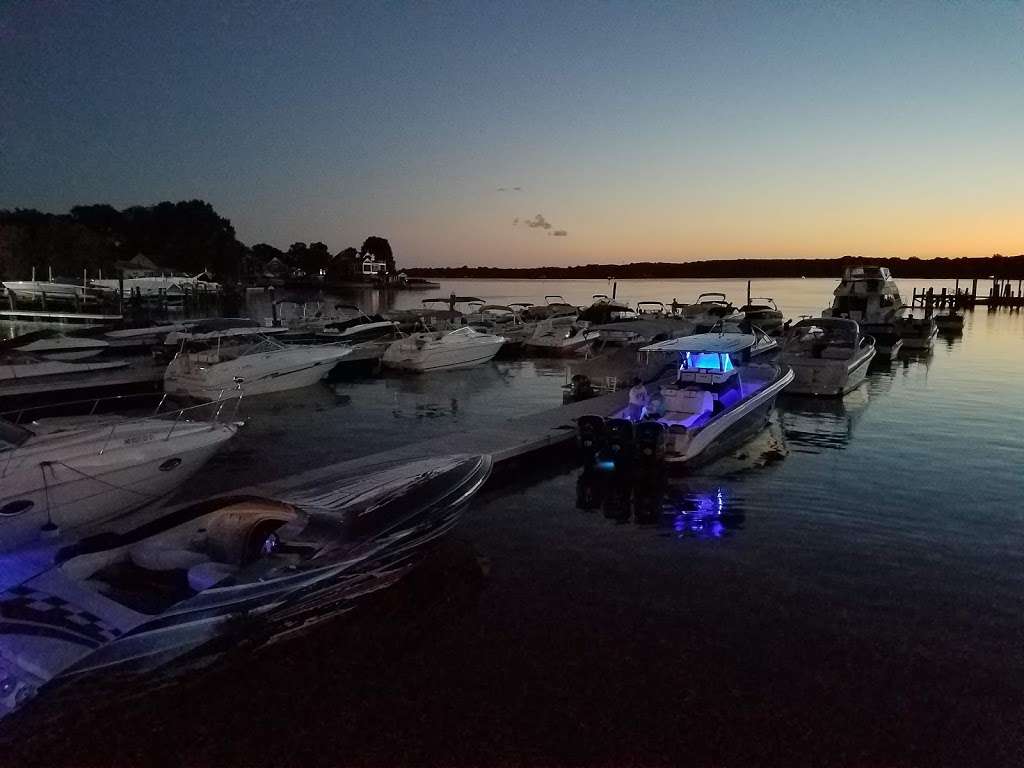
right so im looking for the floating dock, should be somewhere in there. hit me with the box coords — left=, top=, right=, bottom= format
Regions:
left=250, top=388, right=630, bottom=495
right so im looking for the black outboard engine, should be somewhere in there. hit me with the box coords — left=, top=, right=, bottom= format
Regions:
left=634, top=421, right=667, bottom=465
left=602, top=473, right=632, bottom=522
left=603, top=418, right=635, bottom=472
left=577, top=415, right=606, bottom=466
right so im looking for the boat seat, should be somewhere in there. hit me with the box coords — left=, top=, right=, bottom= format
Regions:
left=129, top=542, right=210, bottom=572
left=661, top=386, right=713, bottom=416
left=187, top=561, right=238, bottom=592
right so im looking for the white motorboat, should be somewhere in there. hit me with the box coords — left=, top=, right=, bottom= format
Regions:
left=739, top=297, right=785, bottom=334
left=675, top=293, right=745, bottom=333
left=164, top=328, right=352, bottom=399
left=2, top=280, right=116, bottom=303
left=0, top=401, right=238, bottom=553
left=823, top=266, right=936, bottom=352
left=0, top=355, right=128, bottom=384
left=523, top=316, right=596, bottom=356
left=91, top=273, right=221, bottom=297
left=1, top=330, right=109, bottom=360
left=582, top=332, right=793, bottom=470
left=781, top=318, right=876, bottom=397
left=382, top=327, right=505, bottom=371
left=0, top=453, right=492, bottom=721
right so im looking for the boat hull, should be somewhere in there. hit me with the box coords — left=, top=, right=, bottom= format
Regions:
left=0, top=423, right=237, bottom=552
left=382, top=339, right=504, bottom=371
left=783, top=347, right=875, bottom=397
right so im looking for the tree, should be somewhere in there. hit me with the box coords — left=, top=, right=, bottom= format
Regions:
left=303, top=241, right=331, bottom=276
left=360, top=236, right=395, bottom=274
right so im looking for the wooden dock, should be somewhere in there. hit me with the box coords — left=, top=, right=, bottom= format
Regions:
left=910, top=277, right=1024, bottom=311
left=248, top=388, right=630, bottom=496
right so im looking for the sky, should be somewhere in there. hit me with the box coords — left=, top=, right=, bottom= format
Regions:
left=1, top=1, right=1023, bottom=267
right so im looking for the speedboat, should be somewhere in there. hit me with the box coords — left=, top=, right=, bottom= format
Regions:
left=2, top=280, right=116, bottom=304
left=934, top=310, right=965, bottom=334
left=523, top=316, right=596, bottom=356
left=382, top=327, right=505, bottom=371
left=823, top=266, right=936, bottom=353
left=0, top=330, right=109, bottom=361
left=580, top=332, right=792, bottom=470
left=0, top=355, right=129, bottom=385
left=780, top=318, right=876, bottom=397
left=0, top=401, right=238, bottom=553
left=739, top=298, right=784, bottom=334
left=164, top=327, right=352, bottom=399
left=0, top=454, right=492, bottom=721
left=675, top=293, right=744, bottom=333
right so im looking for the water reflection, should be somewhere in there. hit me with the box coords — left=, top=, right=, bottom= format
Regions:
left=777, top=391, right=868, bottom=453
left=575, top=466, right=746, bottom=539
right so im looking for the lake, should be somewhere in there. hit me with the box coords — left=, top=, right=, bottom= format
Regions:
left=7, top=276, right=1024, bottom=766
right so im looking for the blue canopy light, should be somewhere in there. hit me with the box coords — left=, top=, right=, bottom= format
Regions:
left=683, top=351, right=733, bottom=372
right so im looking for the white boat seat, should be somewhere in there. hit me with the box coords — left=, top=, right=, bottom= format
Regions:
left=187, top=561, right=238, bottom=592
left=661, top=386, right=713, bottom=416
left=129, top=542, right=210, bottom=572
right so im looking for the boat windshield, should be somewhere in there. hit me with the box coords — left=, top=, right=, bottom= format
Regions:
left=0, top=419, right=32, bottom=451
left=681, top=351, right=734, bottom=373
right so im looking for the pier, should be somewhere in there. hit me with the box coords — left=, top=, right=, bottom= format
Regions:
left=910, top=277, right=1024, bottom=312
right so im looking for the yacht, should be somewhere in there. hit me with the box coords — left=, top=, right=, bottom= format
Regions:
left=164, top=327, right=352, bottom=399
left=739, top=298, right=784, bottom=334
left=382, top=327, right=505, bottom=371
left=675, top=293, right=744, bottom=333
left=523, top=316, right=596, bottom=356
left=0, top=454, right=492, bottom=721
left=823, top=266, right=937, bottom=352
left=1, top=330, right=109, bottom=360
left=580, top=332, right=792, bottom=470
left=0, top=401, right=238, bottom=553
left=780, top=318, right=876, bottom=397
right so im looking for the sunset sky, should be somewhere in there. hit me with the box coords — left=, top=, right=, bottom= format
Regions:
left=2, top=1, right=1022, bottom=266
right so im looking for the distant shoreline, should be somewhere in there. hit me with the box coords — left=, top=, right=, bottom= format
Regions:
left=406, top=254, right=1024, bottom=281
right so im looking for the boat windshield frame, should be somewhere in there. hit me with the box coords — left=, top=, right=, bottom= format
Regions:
left=0, top=418, right=33, bottom=451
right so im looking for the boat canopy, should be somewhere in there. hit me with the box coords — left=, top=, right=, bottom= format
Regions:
left=640, top=332, right=756, bottom=354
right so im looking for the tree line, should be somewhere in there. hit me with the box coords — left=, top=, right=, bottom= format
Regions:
left=407, top=254, right=1024, bottom=281
left=0, top=201, right=395, bottom=283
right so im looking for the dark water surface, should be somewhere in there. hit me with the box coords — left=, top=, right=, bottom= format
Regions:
left=6, top=278, right=1024, bottom=766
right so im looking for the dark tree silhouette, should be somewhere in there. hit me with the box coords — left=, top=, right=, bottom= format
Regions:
left=360, top=236, right=395, bottom=273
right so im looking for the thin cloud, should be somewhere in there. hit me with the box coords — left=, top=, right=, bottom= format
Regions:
left=521, top=213, right=552, bottom=230
left=549, top=229, right=568, bottom=237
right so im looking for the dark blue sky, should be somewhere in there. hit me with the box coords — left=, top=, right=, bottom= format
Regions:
left=2, top=1, right=1022, bottom=265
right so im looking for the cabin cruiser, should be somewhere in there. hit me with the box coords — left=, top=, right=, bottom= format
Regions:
left=780, top=318, right=876, bottom=397
left=523, top=316, right=596, bottom=356
left=675, top=293, right=744, bottom=333
left=0, top=400, right=238, bottom=553
left=164, top=327, right=352, bottom=399
left=1, top=330, right=109, bottom=360
left=823, top=266, right=936, bottom=352
left=382, top=326, right=505, bottom=372
left=580, top=331, right=792, bottom=470
left=2, top=280, right=116, bottom=304
left=0, top=454, right=492, bottom=721
left=739, top=298, right=784, bottom=334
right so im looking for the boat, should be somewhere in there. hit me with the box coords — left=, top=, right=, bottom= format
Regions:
left=0, top=453, right=492, bottom=721
left=0, top=329, right=109, bottom=360
left=675, top=293, right=744, bottom=333
left=580, top=331, right=793, bottom=470
left=164, top=328, right=352, bottom=399
left=91, top=273, right=221, bottom=297
left=382, top=327, right=505, bottom=372
left=780, top=318, right=876, bottom=397
left=2, top=280, right=116, bottom=304
left=739, top=297, right=784, bottom=334
left=934, top=310, right=965, bottom=334
left=0, top=399, right=238, bottom=553
left=523, top=316, right=596, bottom=356
left=0, top=356, right=129, bottom=384
left=823, top=266, right=936, bottom=352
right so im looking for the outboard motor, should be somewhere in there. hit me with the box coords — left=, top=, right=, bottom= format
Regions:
left=577, top=415, right=606, bottom=466
left=602, top=474, right=632, bottom=522
left=576, top=465, right=606, bottom=511
left=603, top=418, right=635, bottom=472
left=634, top=421, right=667, bottom=465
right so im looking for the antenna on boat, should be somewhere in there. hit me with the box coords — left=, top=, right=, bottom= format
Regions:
left=38, top=462, right=61, bottom=539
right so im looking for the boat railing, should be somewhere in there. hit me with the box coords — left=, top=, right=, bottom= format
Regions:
left=1, top=388, right=243, bottom=459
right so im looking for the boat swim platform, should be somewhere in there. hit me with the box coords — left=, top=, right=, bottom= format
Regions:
left=250, top=388, right=631, bottom=496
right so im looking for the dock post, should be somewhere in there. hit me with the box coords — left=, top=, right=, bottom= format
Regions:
left=746, top=280, right=751, bottom=305
left=118, top=270, right=124, bottom=315
left=971, top=278, right=978, bottom=306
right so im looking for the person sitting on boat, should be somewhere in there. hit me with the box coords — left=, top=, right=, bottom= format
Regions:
left=628, top=377, right=649, bottom=420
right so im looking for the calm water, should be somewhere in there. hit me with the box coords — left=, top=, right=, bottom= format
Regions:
left=8, top=278, right=1024, bottom=765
